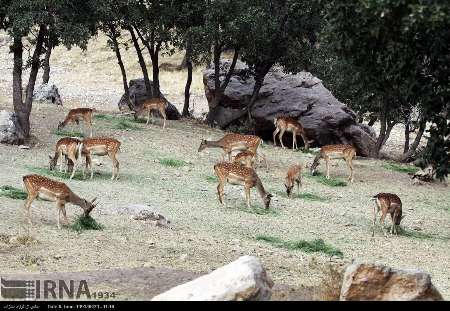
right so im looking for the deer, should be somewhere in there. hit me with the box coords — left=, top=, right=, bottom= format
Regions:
left=57, top=108, right=96, bottom=137
left=214, top=162, right=272, bottom=209
left=233, top=151, right=256, bottom=168
left=310, top=144, right=356, bottom=182
left=134, top=98, right=167, bottom=129
left=198, top=133, right=268, bottom=168
left=372, top=193, right=404, bottom=237
left=82, top=137, right=121, bottom=180
left=273, top=117, right=310, bottom=150
left=48, top=137, right=87, bottom=180
left=22, top=174, right=98, bottom=229
left=285, top=164, right=303, bottom=198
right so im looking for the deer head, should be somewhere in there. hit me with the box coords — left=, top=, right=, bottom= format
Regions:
left=49, top=154, right=57, bottom=171
left=284, top=183, right=294, bottom=197
left=57, top=121, right=64, bottom=131
left=263, top=193, right=273, bottom=209
left=82, top=197, right=98, bottom=217
left=198, top=139, right=208, bottom=152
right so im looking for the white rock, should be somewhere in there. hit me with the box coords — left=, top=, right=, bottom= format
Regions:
left=151, top=256, right=274, bottom=301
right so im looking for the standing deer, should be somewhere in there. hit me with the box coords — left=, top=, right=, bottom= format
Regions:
left=82, top=137, right=121, bottom=180
left=273, top=117, right=310, bottom=150
left=372, top=193, right=404, bottom=237
left=22, top=174, right=98, bottom=229
left=285, top=165, right=303, bottom=198
left=198, top=133, right=268, bottom=168
left=310, top=144, right=356, bottom=182
left=214, top=162, right=272, bottom=209
left=233, top=151, right=256, bottom=168
left=134, top=98, right=167, bottom=129
left=57, top=108, right=96, bottom=137
left=49, top=137, right=87, bottom=180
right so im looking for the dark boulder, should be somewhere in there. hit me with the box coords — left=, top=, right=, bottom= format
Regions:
left=203, top=60, right=376, bottom=156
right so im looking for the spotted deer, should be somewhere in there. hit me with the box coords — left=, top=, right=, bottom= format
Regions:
left=233, top=151, right=256, bottom=168
left=198, top=133, right=268, bottom=168
left=273, top=117, right=310, bottom=150
left=22, top=174, right=98, bottom=229
left=57, top=108, right=96, bottom=137
left=134, top=98, right=167, bottom=128
left=214, top=162, right=272, bottom=209
left=372, top=193, right=404, bottom=236
left=285, top=165, right=303, bottom=197
left=310, top=144, right=356, bottom=182
left=82, top=137, right=121, bottom=180
left=48, top=137, right=87, bottom=180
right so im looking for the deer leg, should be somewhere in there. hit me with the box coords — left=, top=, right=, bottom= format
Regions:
left=69, top=155, right=79, bottom=180
left=300, top=133, right=309, bottom=150
left=279, top=129, right=286, bottom=149
left=325, top=157, right=331, bottom=179
left=245, top=185, right=251, bottom=208
left=380, top=212, right=388, bottom=237
left=273, top=128, right=280, bottom=146
left=24, top=193, right=38, bottom=226
left=146, top=110, right=151, bottom=125
left=217, top=181, right=225, bottom=205
left=55, top=200, right=65, bottom=229
left=160, top=107, right=166, bottom=129
left=346, top=158, right=354, bottom=183
left=89, top=121, right=93, bottom=138
left=292, top=133, right=296, bottom=150
left=109, top=152, right=119, bottom=180
left=61, top=204, right=69, bottom=226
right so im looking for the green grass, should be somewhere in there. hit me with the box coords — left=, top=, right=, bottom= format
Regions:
left=236, top=206, right=280, bottom=216
left=94, top=114, right=119, bottom=122
left=26, top=166, right=86, bottom=181
left=382, top=162, right=420, bottom=174
left=256, top=235, right=343, bottom=258
left=158, top=158, right=187, bottom=168
left=68, top=215, right=104, bottom=233
left=206, top=175, right=218, bottom=183
left=0, top=185, right=28, bottom=200
left=397, top=227, right=449, bottom=241
left=53, top=129, right=84, bottom=138
left=113, top=119, right=142, bottom=130
left=308, top=173, right=347, bottom=187
left=275, top=191, right=329, bottom=202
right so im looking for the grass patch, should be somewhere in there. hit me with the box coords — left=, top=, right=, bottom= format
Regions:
left=68, top=215, right=104, bottom=233
left=276, top=191, right=329, bottom=202
left=299, top=148, right=319, bottom=156
left=26, top=166, right=86, bottom=181
left=113, top=119, right=142, bottom=130
left=53, top=129, right=84, bottom=138
left=94, top=114, right=119, bottom=122
left=382, top=162, right=420, bottom=174
left=158, top=158, right=187, bottom=168
left=397, top=227, right=448, bottom=240
left=256, top=235, right=343, bottom=258
left=206, top=175, right=218, bottom=183
left=0, top=185, right=28, bottom=200
left=236, top=206, right=280, bottom=216
left=308, top=173, right=347, bottom=187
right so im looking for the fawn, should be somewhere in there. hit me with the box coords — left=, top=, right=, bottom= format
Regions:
left=273, top=117, right=310, bottom=150
left=310, top=144, right=356, bottom=182
left=57, top=108, right=95, bottom=137
left=285, top=165, right=303, bottom=197
left=134, top=98, right=167, bottom=129
left=372, top=193, right=404, bottom=237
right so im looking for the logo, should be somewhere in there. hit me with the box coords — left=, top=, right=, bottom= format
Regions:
left=1, top=278, right=91, bottom=300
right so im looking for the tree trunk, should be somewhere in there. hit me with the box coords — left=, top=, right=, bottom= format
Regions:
left=247, top=64, right=272, bottom=122
left=42, top=44, right=52, bottom=84
left=400, top=119, right=426, bottom=162
left=404, top=121, right=410, bottom=154
left=150, top=49, right=160, bottom=98
left=382, top=120, right=396, bottom=147
left=182, top=37, right=193, bottom=117
left=128, top=27, right=152, bottom=98
left=368, top=115, right=378, bottom=127
left=11, top=35, right=25, bottom=142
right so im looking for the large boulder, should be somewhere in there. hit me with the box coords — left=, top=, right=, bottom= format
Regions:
left=0, top=110, right=23, bottom=145
left=117, top=79, right=181, bottom=120
left=203, top=60, right=376, bottom=156
left=33, top=83, right=63, bottom=106
left=151, top=256, right=274, bottom=301
left=340, top=263, right=444, bottom=301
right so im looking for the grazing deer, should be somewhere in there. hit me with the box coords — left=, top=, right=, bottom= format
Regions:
left=233, top=151, right=256, bottom=168
left=82, top=137, right=121, bottom=180
left=22, top=174, right=98, bottom=229
left=285, top=165, right=303, bottom=197
left=49, top=137, right=86, bottom=180
left=134, top=98, right=167, bottom=129
left=198, top=133, right=268, bottom=168
left=310, top=144, right=356, bottom=182
left=57, top=108, right=95, bottom=137
left=214, top=162, right=272, bottom=209
left=273, top=117, right=310, bottom=150
left=372, top=193, right=403, bottom=237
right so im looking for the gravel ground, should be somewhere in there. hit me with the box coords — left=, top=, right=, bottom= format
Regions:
left=0, top=32, right=449, bottom=300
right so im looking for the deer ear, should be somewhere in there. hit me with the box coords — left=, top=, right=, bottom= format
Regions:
left=91, top=197, right=98, bottom=204
left=49, top=154, right=53, bottom=159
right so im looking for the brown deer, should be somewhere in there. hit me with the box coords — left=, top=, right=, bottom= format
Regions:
left=233, top=151, right=256, bottom=168
left=57, top=108, right=95, bottom=137
left=134, top=98, right=167, bottom=128
left=372, top=193, right=404, bottom=237
left=82, top=137, right=121, bottom=180
left=310, top=144, right=356, bottom=182
left=48, top=137, right=87, bottom=180
left=285, top=165, right=303, bottom=197
left=273, top=117, right=310, bottom=150
left=22, top=174, right=98, bottom=229
left=198, top=133, right=268, bottom=168
left=214, top=162, right=272, bottom=209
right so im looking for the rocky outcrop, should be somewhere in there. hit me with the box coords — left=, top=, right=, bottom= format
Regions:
left=33, top=83, right=63, bottom=106
left=340, top=263, right=443, bottom=301
left=151, top=256, right=274, bottom=301
left=0, top=110, right=23, bottom=145
left=203, top=60, right=376, bottom=156
left=117, top=79, right=181, bottom=120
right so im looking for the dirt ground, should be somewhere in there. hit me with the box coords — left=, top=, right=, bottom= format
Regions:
left=0, top=32, right=449, bottom=301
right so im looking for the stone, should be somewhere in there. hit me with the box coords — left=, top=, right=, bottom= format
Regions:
left=203, top=60, right=376, bottom=156
left=0, top=110, right=23, bottom=145
left=340, top=263, right=444, bottom=301
left=116, top=204, right=171, bottom=227
left=151, top=256, right=274, bottom=301
left=117, top=79, right=181, bottom=120
left=33, top=83, right=63, bottom=106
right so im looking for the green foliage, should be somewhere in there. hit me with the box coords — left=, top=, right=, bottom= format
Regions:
left=0, top=185, right=28, bottom=200
left=69, top=215, right=104, bottom=233
left=382, top=162, right=420, bottom=174
left=113, top=119, right=141, bottom=131
left=53, top=129, right=84, bottom=138
left=256, top=235, right=343, bottom=258
left=158, top=158, right=187, bottom=168
left=308, top=173, right=347, bottom=187
left=206, top=175, right=218, bottom=183
left=26, top=166, right=85, bottom=181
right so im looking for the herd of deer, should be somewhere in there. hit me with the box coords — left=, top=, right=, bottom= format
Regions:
left=21, top=101, right=403, bottom=236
